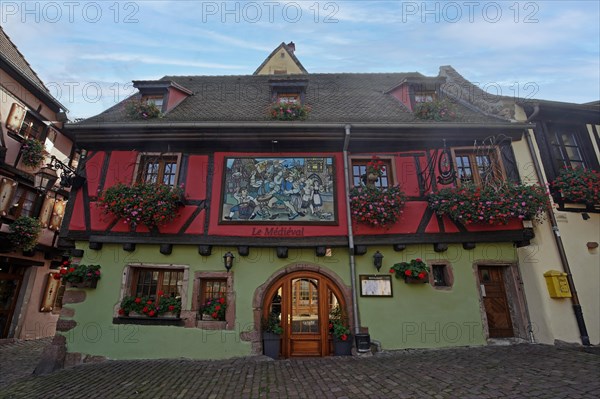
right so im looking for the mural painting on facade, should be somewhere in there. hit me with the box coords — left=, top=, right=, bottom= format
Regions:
left=220, top=157, right=336, bottom=224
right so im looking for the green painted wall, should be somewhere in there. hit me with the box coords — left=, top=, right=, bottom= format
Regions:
left=356, top=243, right=518, bottom=349
left=64, top=242, right=517, bottom=359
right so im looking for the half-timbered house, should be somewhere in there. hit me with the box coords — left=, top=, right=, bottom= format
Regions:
left=56, top=43, right=545, bottom=363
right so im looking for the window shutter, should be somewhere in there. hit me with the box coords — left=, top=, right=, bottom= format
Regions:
left=0, top=178, right=17, bottom=215
left=6, top=103, right=26, bottom=133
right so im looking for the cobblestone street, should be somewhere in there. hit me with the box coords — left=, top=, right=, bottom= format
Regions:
left=1, top=340, right=599, bottom=398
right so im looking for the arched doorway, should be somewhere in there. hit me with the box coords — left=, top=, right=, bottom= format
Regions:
left=262, top=270, right=349, bottom=357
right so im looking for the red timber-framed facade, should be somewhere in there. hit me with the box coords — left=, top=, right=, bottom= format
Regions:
left=51, top=43, right=542, bottom=365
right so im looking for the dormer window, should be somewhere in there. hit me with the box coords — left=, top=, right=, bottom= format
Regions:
left=142, top=95, right=164, bottom=111
left=278, top=93, right=299, bottom=104
left=414, top=91, right=437, bottom=103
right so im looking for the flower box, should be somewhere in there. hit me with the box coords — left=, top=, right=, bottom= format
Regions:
left=404, top=276, right=428, bottom=284
left=67, top=279, right=98, bottom=289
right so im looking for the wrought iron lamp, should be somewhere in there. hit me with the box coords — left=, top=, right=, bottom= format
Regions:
left=373, top=251, right=384, bottom=272
left=223, top=251, right=235, bottom=272
left=34, top=166, right=58, bottom=192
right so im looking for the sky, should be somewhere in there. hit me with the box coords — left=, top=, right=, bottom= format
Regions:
left=1, top=0, right=599, bottom=119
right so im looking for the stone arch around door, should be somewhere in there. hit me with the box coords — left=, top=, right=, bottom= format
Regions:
left=246, top=263, right=353, bottom=356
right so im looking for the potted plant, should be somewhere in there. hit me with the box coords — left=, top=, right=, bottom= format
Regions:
left=349, top=185, right=406, bottom=228
left=262, top=312, right=283, bottom=359
left=54, top=260, right=102, bottom=288
left=329, top=306, right=352, bottom=356
left=364, top=156, right=386, bottom=186
left=118, top=291, right=182, bottom=318
left=428, top=182, right=549, bottom=225
left=97, top=182, right=185, bottom=230
left=8, top=216, right=42, bottom=252
left=551, top=167, right=599, bottom=207
left=200, top=296, right=227, bottom=321
left=20, top=137, right=47, bottom=168
left=390, top=258, right=430, bottom=284
left=269, top=102, right=311, bottom=121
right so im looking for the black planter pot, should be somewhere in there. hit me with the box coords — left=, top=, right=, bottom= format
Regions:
left=263, top=332, right=281, bottom=359
left=404, top=276, right=428, bottom=284
left=333, top=335, right=353, bottom=356
left=67, top=279, right=98, bottom=289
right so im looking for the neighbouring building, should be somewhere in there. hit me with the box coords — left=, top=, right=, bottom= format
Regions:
left=0, top=27, right=79, bottom=339
left=49, top=42, right=595, bottom=366
left=440, top=66, right=600, bottom=346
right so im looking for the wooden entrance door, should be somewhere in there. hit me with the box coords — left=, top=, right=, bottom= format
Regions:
left=263, top=271, right=346, bottom=357
left=478, top=266, right=513, bottom=338
left=0, top=265, right=25, bottom=338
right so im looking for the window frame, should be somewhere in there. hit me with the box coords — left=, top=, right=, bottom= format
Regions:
left=428, top=261, right=454, bottom=289
left=451, top=146, right=506, bottom=187
left=134, top=153, right=181, bottom=187
left=193, top=271, right=235, bottom=330
left=350, top=156, right=395, bottom=188
left=7, top=185, right=39, bottom=219
left=116, top=263, right=189, bottom=320
left=141, top=95, right=165, bottom=112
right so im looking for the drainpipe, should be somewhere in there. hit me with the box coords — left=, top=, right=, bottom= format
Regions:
left=343, top=125, right=360, bottom=334
left=524, top=129, right=590, bottom=346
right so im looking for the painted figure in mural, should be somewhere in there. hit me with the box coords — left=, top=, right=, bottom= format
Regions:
left=224, top=187, right=257, bottom=220
left=311, top=179, right=323, bottom=216
left=301, top=177, right=314, bottom=215
left=267, top=168, right=301, bottom=220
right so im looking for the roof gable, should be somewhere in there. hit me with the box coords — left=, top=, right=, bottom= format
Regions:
left=253, top=42, right=308, bottom=75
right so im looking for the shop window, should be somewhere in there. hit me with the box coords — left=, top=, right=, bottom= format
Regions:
left=136, top=154, right=180, bottom=187
left=452, top=147, right=505, bottom=186
left=429, top=262, right=454, bottom=289
left=351, top=158, right=394, bottom=188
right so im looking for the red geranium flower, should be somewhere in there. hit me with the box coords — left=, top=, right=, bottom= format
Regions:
left=147, top=300, right=153, bottom=305
left=218, top=297, right=225, bottom=304
left=157, top=290, right=164, bottom=296
left=212, top=312, right=218, bottom=319
left=142, top=306, right=149, bottom=313
left=418, top=272, right=426, bottom=279
left=341, top=334, right=348, bottom=341
left=168, top=305, right=175, bottom=311
left=134, top=297, right=142, bottom=304
left=118, top=309, right=125, bottom=315
left=404, top=270, right=412, bottom=276
left=148, top=310, right=155, bottom=317
left=68, top=267, right=75, bottom=273
left=59, top=268, right=67, bottom=275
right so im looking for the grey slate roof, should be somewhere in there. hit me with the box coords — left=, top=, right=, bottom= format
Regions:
left=78, top=72, right=510, bottom=125
left=0, top=26, right=49, bottom=92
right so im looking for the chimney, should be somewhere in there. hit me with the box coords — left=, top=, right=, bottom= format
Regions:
left=287, top=41, right=295, bottom=54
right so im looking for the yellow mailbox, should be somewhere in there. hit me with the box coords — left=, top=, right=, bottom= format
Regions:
left=543, top=270, right=572, bottom=298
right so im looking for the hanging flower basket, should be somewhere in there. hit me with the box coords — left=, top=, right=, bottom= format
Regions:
left=97, top=182, right=185, bottom=229
left=428, top=182, right=550, bottom=225
left=53, top=261, right=102, bottom=288
left=20, top=138, right=47, bottom=168
left=8, top=216, right=42, bottom=251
